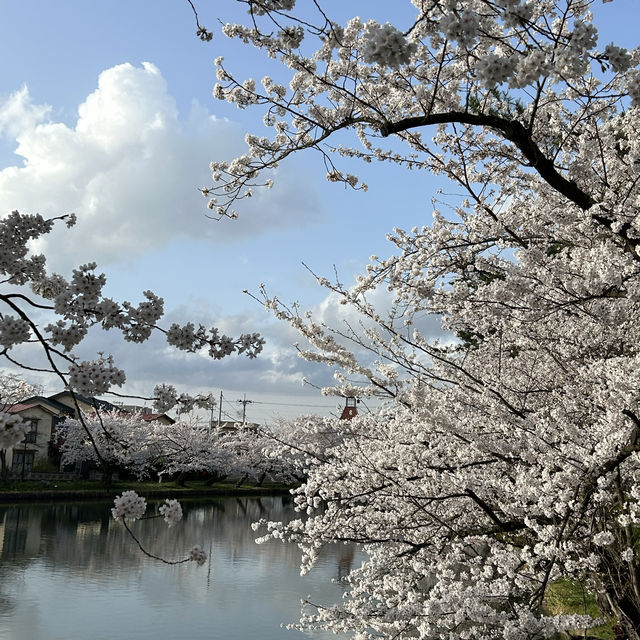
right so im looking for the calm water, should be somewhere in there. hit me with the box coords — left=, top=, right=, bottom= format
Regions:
left=0, top=496, right=359, bottom=640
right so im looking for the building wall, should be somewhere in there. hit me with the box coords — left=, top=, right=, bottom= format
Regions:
left=6, top=406, right=56, bottom=472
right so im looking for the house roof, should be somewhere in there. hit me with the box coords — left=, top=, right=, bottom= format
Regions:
left=139, top=413, right=175, bottom=424
left=4, top=390, right=176, bottom=424
left=4, top=402, right=44, bottom=414
left=4, top=396, right=74, bottom=416
left=48, top=391, right=125, bottom=413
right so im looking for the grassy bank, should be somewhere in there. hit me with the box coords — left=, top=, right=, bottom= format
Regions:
left=543, top=579, right=615, bottom=640
left=0, top=478, right=294, bottom=503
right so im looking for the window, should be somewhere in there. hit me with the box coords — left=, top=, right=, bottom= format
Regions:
left=23, top=419, right=37, bottom=444
left=11, top=451, right=35, bottom=473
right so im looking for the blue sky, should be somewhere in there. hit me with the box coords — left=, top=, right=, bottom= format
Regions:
left=0, top=1, right=637, bottom=423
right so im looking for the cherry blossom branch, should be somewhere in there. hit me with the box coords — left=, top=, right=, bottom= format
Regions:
left=122, top=520, right=191, bottom=565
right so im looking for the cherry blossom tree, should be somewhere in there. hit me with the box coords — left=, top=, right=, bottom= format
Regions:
left=146, top=417, right=238, bottom=481
left=58, top=410, right=268, bottom=485
left=59, top=407, right=344, bottom=487
left=57, top=410, right=159, bottom=481
left=252, top=414, right=349, bottom=484
left=0, top=372, right=41, bottom=405
left=198, top=0, right=640, bottom=638
left=0, top=373, right=39, bottom=482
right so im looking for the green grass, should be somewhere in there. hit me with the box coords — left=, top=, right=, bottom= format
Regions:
left=543, top=579, right=615, bottom=640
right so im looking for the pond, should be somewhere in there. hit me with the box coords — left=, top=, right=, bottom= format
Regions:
left=0, top=496, right=359, bottom=640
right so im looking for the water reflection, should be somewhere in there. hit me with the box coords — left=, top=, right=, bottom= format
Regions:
left=0, top=497, right=359, bottom=640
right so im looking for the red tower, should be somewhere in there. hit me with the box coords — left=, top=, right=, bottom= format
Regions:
left=340, top=396, right=358, bottom=420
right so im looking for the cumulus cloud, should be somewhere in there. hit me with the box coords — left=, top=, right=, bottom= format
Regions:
left=0, top=86, right=51, bottom=139
left=0, top=62, right=322, bottom=273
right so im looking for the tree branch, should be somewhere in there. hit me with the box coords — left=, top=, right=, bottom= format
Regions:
left=380, top=111, right=594, bottom=210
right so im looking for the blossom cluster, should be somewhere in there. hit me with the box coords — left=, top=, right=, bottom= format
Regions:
left=111, top=490, right=147, bottom=522
left=496, top=0, right=534, bottom=28
left=165, top=322, right=264, bottom=360
left=0, top=412, right=26, bottom=450
left=0, top=210, right=54, bottom=285
left=189, top=545, right=208, bottom=566
left=68, top=357, right=126, bottom=397
left=476, top=53, right=515, bottom=88
left=605, top=43, right=632, bottom=72
left=153, top=384, right=178, bottom=413
left=439, top=8, right=479, bottom=47
left=249, top=0, right=296, bottom=17
left=159, top=499, right=183, bottom=528
left=0, top=316, right=31, bottom=350
left=360, top=21, right=416, bottom=68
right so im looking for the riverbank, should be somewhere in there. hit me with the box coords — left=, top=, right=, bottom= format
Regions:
left=0, top=479, right=294, bottom=503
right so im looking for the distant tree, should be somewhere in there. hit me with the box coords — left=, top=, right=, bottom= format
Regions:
left=204, top=1, right=640, bottom=638
left=251, top=415, right=349, bottom=484
left=57, top=410, right=156, bottom=482
left=0, top=372, right=40, bottom=406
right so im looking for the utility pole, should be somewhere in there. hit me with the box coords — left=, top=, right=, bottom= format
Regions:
left=237, top=394, right=252, bottom=425
left=217, top=391, right=223, bottom=429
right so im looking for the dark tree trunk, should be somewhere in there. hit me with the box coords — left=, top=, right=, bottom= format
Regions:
left=0, top=450, right=7, bottom=485
left=596, top=579, right=640, bottom=640
left=99, top=462, right=113, bottom=487
left=204, top=471, right=227, bottom=485
left=611, top=598, right=640, bottom=640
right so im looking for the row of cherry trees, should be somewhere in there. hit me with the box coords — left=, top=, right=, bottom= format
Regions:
left=56, top=409, right=344, bottom=568
left=56, top=409, right=337, bottom=485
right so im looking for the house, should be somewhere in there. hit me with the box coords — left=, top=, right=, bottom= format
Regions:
left=137, top=412, right=175, bottom=425
left=2, top=391, right=173, bottom=476
left=2, top=396, right=73, bottom=474
left=211, top=420, right=258, bottom=435
left=120, top=404, right=175, bottom=426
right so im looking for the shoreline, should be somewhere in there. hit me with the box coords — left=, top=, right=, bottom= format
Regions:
left=0, top=482, right=294, bottom=504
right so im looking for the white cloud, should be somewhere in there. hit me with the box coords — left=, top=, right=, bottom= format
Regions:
left=0, top=62, right=323, bottom=273
left=0, top=86, right=51, bottom=139
left=311, top=283, right=446, bottom=346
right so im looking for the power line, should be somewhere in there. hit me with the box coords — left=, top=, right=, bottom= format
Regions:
left=250, top=400, right=343, bottom=408
left=237, top=393, right=252, bottom=424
